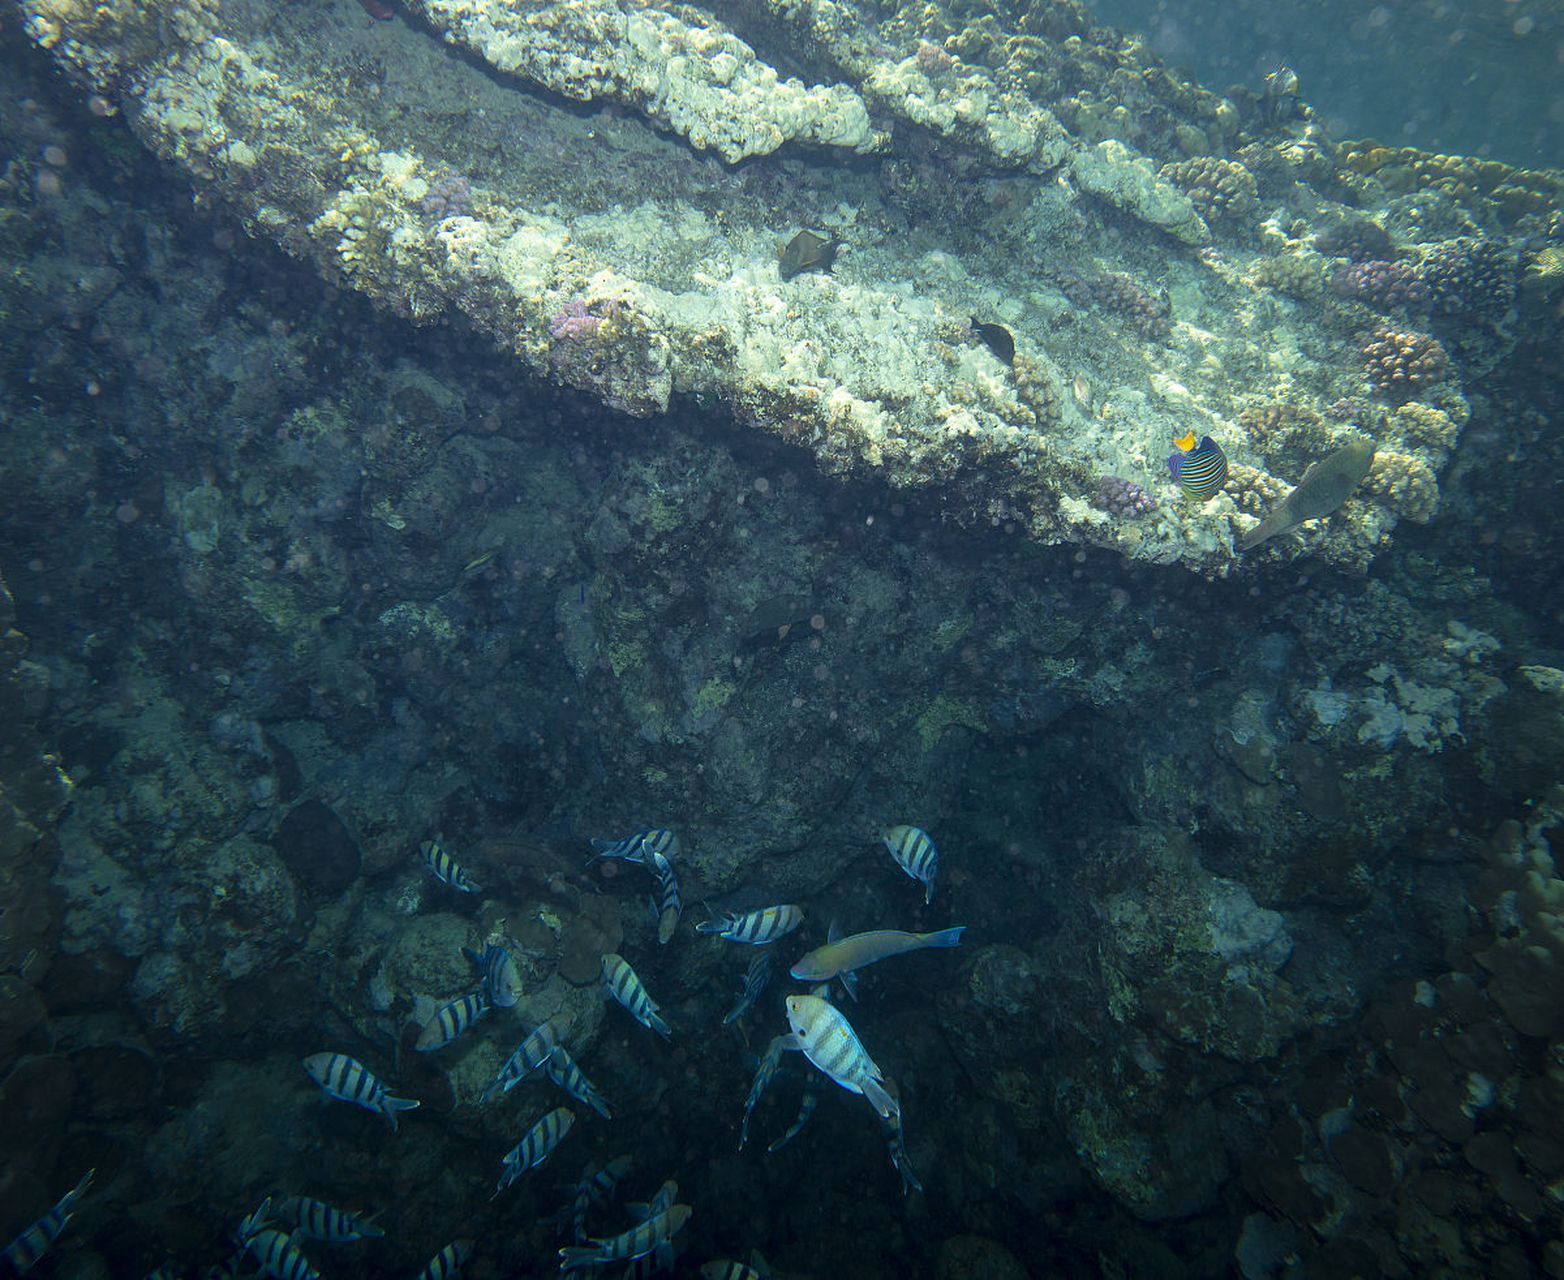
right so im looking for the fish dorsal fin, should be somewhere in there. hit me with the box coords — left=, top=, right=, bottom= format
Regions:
left=827, top=918, right=841, bottom=944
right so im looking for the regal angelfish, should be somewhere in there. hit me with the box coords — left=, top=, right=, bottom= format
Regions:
left=784, top=994, right=899, bottom=1120
left=494, top=1107, right=575, bottom=1198
left=302, top=1052, right=419, bottom=1131
left=421, top=839, right=480, bottom=893
left=1, top=1168, right=94, bottom=1276
left=696, top=904, right=803, bottom=945
left=416, top=991, right=489, bottom=1052
left=881, top=825, right=938, bottom=904
left=601, top=954, right=672, bottom=1039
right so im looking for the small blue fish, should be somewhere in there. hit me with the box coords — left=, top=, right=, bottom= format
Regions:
left=415, top=1239, right=473, bottom=1280
left=483, top=1019, right=560, bottom=1102
left=571, top=1155, right=633, bottom=1242
left=722, top=949, right=774, bottom=1026
left=602, top=954, right=672, bottom=1039
left=275, top=1196, right=383, bottom=1242
left=545, top=1045, right=613, bottom=1119
left=464, top=943, right=522, bottom=1007
left=494, top=1107, right=575, bottom=1198
left=881, top=826, right=938, bottom=904
left=302, top=1052, right=419, bottom=1131
left=589, top=828, right=680, bottom=866
left=696, top=904, right=803, bottom=945
left=2, top=1168, right=94, bottom=1276
left=416, top=991, right=489, bottom=1052
left=421, top=839, right=480, bottom=893
left=1166, top=432, right=1229, bottom=502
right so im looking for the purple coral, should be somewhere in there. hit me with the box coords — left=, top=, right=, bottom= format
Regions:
left=419, top=173, right=472, bottom=220
left=1091, top=475, right=1155, bottom=519
left=1330, top=260, right=1429, bottom=312
left=548, top=298, right=604, bottom=341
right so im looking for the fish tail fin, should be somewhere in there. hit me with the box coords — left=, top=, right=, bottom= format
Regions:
left=65, top=1168, right=96, bottom=1206
left=694, top=914, right=730, bottom=935
left=381, top=1094, right=420, bottom=1131
left=649, top=1012, right=673, bottom=1039
left=861, top=1078, right=900, bottom=1123
left=558, top=1245, right=605, bottom=1271
left=925, top=926, right=966, bottom=948
left=838, top=971, right=860, bottom=1002
left=923, top=883, right=934, bottom=906
left=462, top=945, right=482, bottom=968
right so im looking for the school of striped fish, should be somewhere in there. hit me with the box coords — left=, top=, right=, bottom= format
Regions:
left=5, top=822, right=962, bottom=1277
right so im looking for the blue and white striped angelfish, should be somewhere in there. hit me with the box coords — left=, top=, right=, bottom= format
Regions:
left=558, top=1202, right=693, bottom=1272
left=589, top=827, right=680, bottom=866
left=1, top=1168, right=94, bottom=1277
left=784, top=994, right=899, bottom=1121
left=1166, top=431, right=1229, bottom=502
left=646, top=847, right=682, bottom=945
left=722, top=948, right=774, bottom=1026
left=545, top=1044, right=613, bottom=1119
left=571, top=1155, right=632, bottom=1242
left=302, top=1052, right=419, bottom=1131
left=601, top=954, right=672, bottom=1039
left=421, top=839, right=480, bottom=893
left=881, top=825, right=938, bottom=904
left=494, top=1107, right=575, bottom=1198
left=696, top=903, right=803, bottom=945
left=275, top=1196, right=383, bottom=1242
left=464, top=943, right=522, bottom=1007
left=482, top=1018, right=560, bottom=1103
left=415, top=1238, right=473, bottom=1280
left=415, top=991, right=489, bottom=1052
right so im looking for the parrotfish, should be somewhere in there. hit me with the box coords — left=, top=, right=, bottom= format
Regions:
left=464, top=943, right=522, bottom=1007
left=483, top=1018, right=560, bottom=1102
left=558, top=1203, right=693, bottom=1272
left=416, top=991, right=489, bottom=1051
left=545, top=1045, right=613, bottom=1119
left=494, top=1107, right=576, bottom=1198
left=415, top=1239, right=473, bottom=1280
left=421, top=839, right=480, bottom=893
left=881, top=826, right=939, bottom=904
left=1239, top=438, right=1376, bottom=550
left=784, top=994, right=899, bottom=1121
left=646, top=847, right=681, bottom=945
left=275, top=1196, right=383, bottom=1242
left=1167, top=432, right=1229, bottom=502
left=791, top=926, right=966, bottom=990
left=722, top=949, right=774, bottom=1026
left=1, top=1168, right=94, bottom=1277
left=696, top=904, right=804, bottom=945
left=303, top=1053, right=419, bottom=1131
left=602, top=954, right=672, bottom=1039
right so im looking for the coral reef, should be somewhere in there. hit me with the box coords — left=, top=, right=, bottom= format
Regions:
left=1158, top=156, right=1259, bottom=224
left=1361, top=325, right=1450, bottom=399
left=1091, top=475, right=1156, bottom=519
left=1330, top=259, right=1429, bottom=312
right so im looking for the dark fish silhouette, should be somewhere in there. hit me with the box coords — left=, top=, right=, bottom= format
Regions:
left=779, top=230, right=839, bottom=280
left=970, top=318, right=1015, bottom=366
left=1240, top=439, right=1376, bottom=550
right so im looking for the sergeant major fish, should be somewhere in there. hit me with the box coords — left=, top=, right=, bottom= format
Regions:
left=545, top=1045, right=613, bottom=1119
left=722, top=949, right=774, bottom=1026
left=696, top=904, right=803, bottom=945
left=602, top=954, right=672, bottom=1039
left=275, top=1196, right=383, bottom=1242
left=482, top=1018, right=560, bottom=1102
left=494, top=1106, right=576, bottom=1198
left=302, top=1052, right=419, bottom=1131
left=415, top=1239, right=473, bottom=1280
left=784, top=994, right=899, bottom=1121
left=235, top=1202, right=318, bottom=1280
left=881, top=826, right=939, bottom=904
left=646, top=847, right=682, bottom=945
left=416, top=991, right=489, bottom=1052
left=1, top=1168, right=94, bottom=1277
left=421, top=839, right=480, bottom=893
left=589, top=828, right=680, bottom=866
left=558, top=1203, right=693, bottom=1272
left=571, top=1155, right=633, bottom=1242
left=464, top=943, right=522, bottom=1007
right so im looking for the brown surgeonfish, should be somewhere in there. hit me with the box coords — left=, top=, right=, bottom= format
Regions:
left=1239, top=439, right=1376, bottom=551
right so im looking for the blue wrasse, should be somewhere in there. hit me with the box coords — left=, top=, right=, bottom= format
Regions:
left=1167, top=432, right=1229, bottom=502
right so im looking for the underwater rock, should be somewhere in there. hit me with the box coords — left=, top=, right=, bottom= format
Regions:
left=935, top=1235, right=1028, bottom=1280
left=272, top=798, right=361, bottom=898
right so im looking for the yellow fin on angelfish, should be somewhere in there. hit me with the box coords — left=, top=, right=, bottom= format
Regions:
left=1173, top=431, right=1197, bottom=452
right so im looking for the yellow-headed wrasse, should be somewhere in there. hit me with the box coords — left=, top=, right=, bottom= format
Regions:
left=696, top=904, right=804, bottom=945
left=416, top=991, right=490, bottom=1052
left=722, top=948, right=775, bottom=1026
left=1, top=1168, right=94, bottom=1277
left=601, top=954, right=672, bottom=1039
left=646, top=847, right=681, bottom=945
left=464, top=943, right=522, bottom=1007
left=483, top=1018, right=560, bottom=1102
left=881, top=826, right=938, bottom=904
left=589, top=827, right=680, bottom=866
left=784, top=994, right=899, bottom=1121
left=421, top=839, right=480, bottom=893
left=572, top=1155, right=633, bottom=1242
left=494, top=1106, right=576, bottom=1199
left=545, top=1045, right=612, bottom=1119
left=791, top=926, right=966, bottom=985
left=275, top=1195, right=384, bottom=1243
left=1166, top=432, right=1229, bottom=502
left=559, top=1203, right=693, bottom=1272
left=302, top=1052, right=419, bottom=1131
left=1239, top=438, right=1376, bottom=550
left=778, top=229, right=838, bottom=281
left=415, top=1238, right=473, bottom=1280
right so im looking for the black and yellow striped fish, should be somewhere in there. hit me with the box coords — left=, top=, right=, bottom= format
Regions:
left=559, top=1203, right=693, bottom=1271
left=276, top=1196, right=383, bottom=1242
left=1167, top=432, right=1229, bottom=502
left=2, top=1169, right=94, bottom=1276
left=244, top=1227, right=320, bottom=1280
left=601, top=954, right=672, bottom=1039
left=494, top=1107, right=575, bottom=1197
left=421, top=839, right=480, bottom=893
left=415, top=1239, right=473, bottom=1280
left=882, top=825, right=939, bottom=905
left=545, top=1045, right=613, bottom=1119
left=302, top=1052, right=419, bottom=1131
left=696, top=904, right=804, bottom=945
left=416, top=991, right=489, bottom=1052
left=483, top=1019, right=560, bottom=1102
